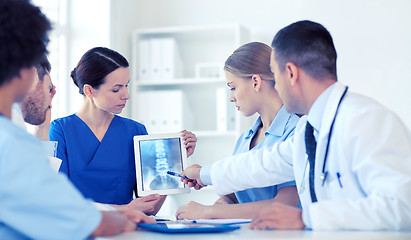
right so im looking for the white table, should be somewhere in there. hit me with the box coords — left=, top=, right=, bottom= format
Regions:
left=96, top=224, right=411, bottom=240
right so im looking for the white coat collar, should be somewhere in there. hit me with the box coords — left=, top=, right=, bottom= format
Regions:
left=312, top=81, right=348, bottom=171
left=307, top=83, right=335, bottom=137
left=317, top=81, right=348, bottom=142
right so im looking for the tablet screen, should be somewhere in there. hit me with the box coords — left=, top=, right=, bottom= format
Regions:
left=140, top=138, right=184, bottom=191
left=134, top=133, right=190, bottom=196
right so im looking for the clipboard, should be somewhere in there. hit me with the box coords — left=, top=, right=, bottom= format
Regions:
left=138, top=222, right=240, bottom=233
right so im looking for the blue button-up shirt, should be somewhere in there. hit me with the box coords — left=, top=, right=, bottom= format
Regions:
left=0, top=116, right=101, bottom=239
left=233, top=106, right=299, bottom=203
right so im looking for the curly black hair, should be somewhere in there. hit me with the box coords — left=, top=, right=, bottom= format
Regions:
left=0, top=0, right=51, bottom=87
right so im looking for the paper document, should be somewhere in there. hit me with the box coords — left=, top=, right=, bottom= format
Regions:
left=42, top=140, right=58, bottom=157
left=152, top=216, right=251, bottom=225
left=48, top=156, right=62, bottom=172
left=192, top=219, right=251, bottom=225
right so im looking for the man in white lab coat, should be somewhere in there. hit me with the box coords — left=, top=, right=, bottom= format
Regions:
left=181, top=20, right=411, bottom=230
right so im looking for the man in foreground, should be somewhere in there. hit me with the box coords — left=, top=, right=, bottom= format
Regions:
left=0, top=0, right=154, bottom=239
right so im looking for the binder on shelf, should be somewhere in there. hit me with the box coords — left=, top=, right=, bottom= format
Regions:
left=138, top=38, right=183, bottom=81
left=137, top=90, right=193, bottom=133
left=195, top=62, right=224, bottom=79
left=138, top=39, right=151, bottom=80
left=216, top=87, right=236, bottom=132
left=216, top=87, right=228, bottom=132
left=160, top=38, right=183, bottom=80
left=149, top=38, right=162, bottom=80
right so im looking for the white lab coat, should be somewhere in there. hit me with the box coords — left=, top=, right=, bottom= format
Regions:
left=210, top=82, right=411, bottom=230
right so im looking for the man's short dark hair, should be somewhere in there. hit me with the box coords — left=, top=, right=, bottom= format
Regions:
left=36, top=54, right=51, bottom=81
left=271, top=20, right=337, bottom=80
left=0, top=0, right=51, bottom=87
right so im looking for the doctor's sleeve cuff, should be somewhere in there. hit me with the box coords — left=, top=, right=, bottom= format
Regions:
left=277, top=180, right=296, bottom=189
left=200, top=164, right=212, bottom=186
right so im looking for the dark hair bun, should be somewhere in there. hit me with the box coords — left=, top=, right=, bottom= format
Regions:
left=70, top=67, right=83, bottom=94
left=71, top=47, right=129, bottom=96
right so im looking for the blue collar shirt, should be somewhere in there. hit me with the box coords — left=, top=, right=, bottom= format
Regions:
left=233, top=105, right=299, bottom=203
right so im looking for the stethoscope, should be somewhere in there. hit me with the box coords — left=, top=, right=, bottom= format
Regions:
left=299, top=86, right=349, bottom=194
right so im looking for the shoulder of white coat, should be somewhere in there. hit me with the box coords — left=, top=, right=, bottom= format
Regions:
left=343, top=92, right=388, bottom=112
left=340, top=92, right=400, bottom=123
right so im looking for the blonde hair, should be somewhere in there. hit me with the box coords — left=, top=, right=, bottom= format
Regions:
left=224, top=42, right=275, bottom=87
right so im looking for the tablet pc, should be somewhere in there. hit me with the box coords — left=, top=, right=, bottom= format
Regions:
left=138, top=223, right=240, bottom=233
left=134, top=133, right=190, bottom=196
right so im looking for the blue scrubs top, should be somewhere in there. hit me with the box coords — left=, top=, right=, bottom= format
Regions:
left=49, top=114, right=147, bottom=205
left=233, top=106, right=299, bottom=203
left=0, top=116, right=100, bottom=240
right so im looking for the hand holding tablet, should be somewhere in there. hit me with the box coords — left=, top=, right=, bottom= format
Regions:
left=134, top=133, right=191, bottom=196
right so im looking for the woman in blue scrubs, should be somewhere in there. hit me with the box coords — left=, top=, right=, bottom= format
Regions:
left=176, top=42, right=300, bottom=220
left=50, top=47, right=196, bottom=214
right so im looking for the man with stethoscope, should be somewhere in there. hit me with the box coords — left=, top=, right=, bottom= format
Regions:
left=180, top=20, right=411, bottom=231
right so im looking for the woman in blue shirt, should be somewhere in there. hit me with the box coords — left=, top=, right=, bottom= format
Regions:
left=176, top=42, right=300, bottom=220
left=50, top=47, right=197, bottom=214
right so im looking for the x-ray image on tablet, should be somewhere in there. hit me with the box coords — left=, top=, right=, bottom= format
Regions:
left=134, top=133, right=190, bottom=196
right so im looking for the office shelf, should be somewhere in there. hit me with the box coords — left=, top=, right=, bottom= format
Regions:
left=131, top=24, right=252, bottom=216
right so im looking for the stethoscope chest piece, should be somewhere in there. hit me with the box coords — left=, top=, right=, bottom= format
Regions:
left=299, top=185, right=305, bottom=194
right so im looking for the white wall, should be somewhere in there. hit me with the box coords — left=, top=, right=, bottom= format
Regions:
left=110, top=0, right=411, bottom=130
left=64, top=0, right=111, bottom=116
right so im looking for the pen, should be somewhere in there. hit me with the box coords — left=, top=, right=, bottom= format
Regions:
left=175, top=219, right=197, bottom=224
left=336, top=172, right=343, bottom=188
left=167, top=171, right=189, bottom=180
left=151, top=216, right=172, bottom=222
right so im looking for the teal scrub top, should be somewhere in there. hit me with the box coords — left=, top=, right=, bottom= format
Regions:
left=233, top=106, right=299, bottom=203
left=49, top=114, right=147, bottom=204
